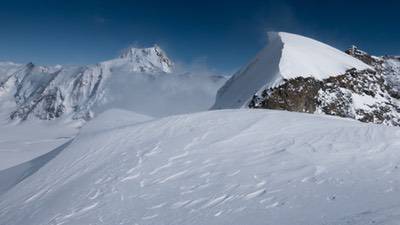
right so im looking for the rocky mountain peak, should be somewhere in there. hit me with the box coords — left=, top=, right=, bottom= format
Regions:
left=345, top=45, right=382, bottom=66
left=214, top=32, right=400, bottom=127
left=117, top=45, right=174, bottom=73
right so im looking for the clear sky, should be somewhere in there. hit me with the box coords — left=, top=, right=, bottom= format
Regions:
left=0, top=0, right=398, bottom=74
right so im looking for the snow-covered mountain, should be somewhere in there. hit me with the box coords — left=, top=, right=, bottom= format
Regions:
left=0, top=45, right=225, bottom=121
left=117, top=45, right=173, bottom=73
left=212, top=32, right=400, bottom=126
left=1, top=109, right=400, bottom=225
left=2, top=32, right=400, bottom=225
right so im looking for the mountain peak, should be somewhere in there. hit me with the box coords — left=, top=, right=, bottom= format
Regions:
left=117, top=45, right=174, bottom=73
left=213, top=31, right=370, bottom=109
left=345, top=45, right=383, bottom=66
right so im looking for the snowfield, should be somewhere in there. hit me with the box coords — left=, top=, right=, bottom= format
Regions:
left=213, top=32, right=370, bottom=109
left=0, top=119, right=78, bottom=171
left=1, top=109, right=400, bottom=225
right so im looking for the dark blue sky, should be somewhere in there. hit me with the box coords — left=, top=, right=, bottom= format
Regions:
left=0, top=0, right=398, bottom=74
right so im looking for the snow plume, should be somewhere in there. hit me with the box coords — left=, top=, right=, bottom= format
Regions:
left=90, top=53, right=227, bottom=118
left=92, top=51, right=227, bottom=118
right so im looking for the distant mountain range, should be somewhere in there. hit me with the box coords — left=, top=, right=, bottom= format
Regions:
left=0, top=45, right=226, bottom=121
left=1, top=32, right=399, bottom=127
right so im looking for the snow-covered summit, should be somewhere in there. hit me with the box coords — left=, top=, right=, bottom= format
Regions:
left=212, top=33, right=400, bottom=126
left=213, top=32, right=370, bottom=109
left=112, top=45, right=174, bottom=73
left=278, top=32, right=370, bottom=78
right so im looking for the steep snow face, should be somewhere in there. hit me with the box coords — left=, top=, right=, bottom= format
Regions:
left=278, top=32, right=370, bottom=79
left=212, top=33, right=283, bottom=109
left=1, top=110, right=400, bottom=225
left=213, top=32, right=370, bottom=109
left=0, top=46, right=225, bottom=121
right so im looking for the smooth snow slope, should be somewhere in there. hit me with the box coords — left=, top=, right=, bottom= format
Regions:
left=213, top=32, right=370, bottom=109
left=0, top=139, right=73, bottom=195
left=0, top=120, right=78, bottom=171
left=1, top=110, right=400, bottom=225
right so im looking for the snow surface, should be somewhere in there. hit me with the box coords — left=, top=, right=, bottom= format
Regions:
left=213, top=32, right=370, bottom=109
left=279, top=32, right=370, bottom=79
left=80, top=109, right=153, bottom=134
left=0, top=119, right=78, bottom=171
left=1, top=109, right=400, bottom=225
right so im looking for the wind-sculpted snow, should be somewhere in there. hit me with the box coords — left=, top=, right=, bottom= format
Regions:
left=1, top=110, right=400, bottom=225
left=0, top=118, right=78, bottom=171
left=0, top=139, right=73, bottom=195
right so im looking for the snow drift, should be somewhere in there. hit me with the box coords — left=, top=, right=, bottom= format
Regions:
left=1, top=109, right=400, bottom=225
left=213, top=32, right=370, bottom=109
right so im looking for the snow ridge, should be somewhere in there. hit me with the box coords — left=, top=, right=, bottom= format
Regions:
left=213, top=32, right=370, bottom=109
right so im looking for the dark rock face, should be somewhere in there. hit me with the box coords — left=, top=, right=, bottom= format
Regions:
left=1, top=63, right=104, bottom=121
left=319, top=69, right=400, bottom=126
left=345, top=46, right=382, bottom=66
left=250, top=66, right=400, bottom=126
left=249, top=77, right=322, bottom=113
left=346, top=46, right=400, bottom=99
left=10, top=87, right=66, bottom=120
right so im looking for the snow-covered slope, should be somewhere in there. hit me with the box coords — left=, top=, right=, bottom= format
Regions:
left=0, top=45, right=226, bottom=121
left=213, top=32, right=370, bottom=109
left=1, top=109, right=400, bottom=225
left=279, top=33, right=370, bottom=78
left=0, top=120, right=78, bottom=171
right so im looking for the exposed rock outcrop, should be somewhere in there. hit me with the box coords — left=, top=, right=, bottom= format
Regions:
left=249, top=48, right=400, bottom=126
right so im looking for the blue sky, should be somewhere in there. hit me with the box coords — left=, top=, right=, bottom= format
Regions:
left=0, top=0, right=398, bottom=74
